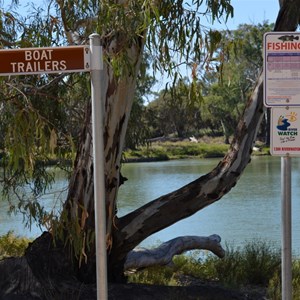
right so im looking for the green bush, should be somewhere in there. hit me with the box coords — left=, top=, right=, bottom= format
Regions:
left=128, top=239, right=284, bottom=294
left=209, top=240, right=281, bottom=287
left=242, top=240, right=281, bottom=285
left=160, top=142, right=228, bottom=158
left=128, top=265, right=177, bottom=286
left=124, top=141, right=229, bottom=160
left=0, top=231, right=32, bottom=259
left=268, top=259, right=300, bottom=300
left=206, top=243, right=244, bottom=286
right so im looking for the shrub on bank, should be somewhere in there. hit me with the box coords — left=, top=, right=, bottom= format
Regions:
left=0, top=231, right=32, bottom=259
left=208, top=240, right=281, bottom=287
left=123, top=140, right=270, bottom=161
left=123, top=141, right=230, bottom=161
left=4, top=233, right=298, bottom=298
left=128, top=239, right=300, bottom=298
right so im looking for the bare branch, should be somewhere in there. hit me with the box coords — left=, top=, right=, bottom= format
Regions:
left=114, top=74, right=264, bottom=260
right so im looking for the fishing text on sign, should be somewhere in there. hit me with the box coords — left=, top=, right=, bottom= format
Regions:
left=264, top=33, right=300, bottom=107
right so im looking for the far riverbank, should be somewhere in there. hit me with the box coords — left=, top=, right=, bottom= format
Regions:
left=122, top=138, right=269, bottom=163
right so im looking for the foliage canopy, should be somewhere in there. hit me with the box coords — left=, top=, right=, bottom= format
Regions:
left=0, top=0, right=235, bottom=221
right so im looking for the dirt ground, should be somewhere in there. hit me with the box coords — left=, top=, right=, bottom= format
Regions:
left=108, top=281, right=268, bottom=300
left=108, top=274, right=268, bottom=300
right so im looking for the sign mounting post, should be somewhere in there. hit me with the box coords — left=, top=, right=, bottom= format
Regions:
left=281, top=156, right=292, bottom=300
left=89, top=33, right=107, bottom=300
left=0, top=35, right=107, bottom=299
left=263, top=31, right=300, bottom=300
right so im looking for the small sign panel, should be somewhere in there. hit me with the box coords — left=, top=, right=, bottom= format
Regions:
left=271, top=107, right=300, bottom=156
left=0, top=46, right=90, bottom=76
left=264, top=32, right=300, bottom=107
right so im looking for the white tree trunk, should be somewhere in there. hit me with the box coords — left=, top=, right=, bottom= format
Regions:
left=58, top=0, right=300, bottom=282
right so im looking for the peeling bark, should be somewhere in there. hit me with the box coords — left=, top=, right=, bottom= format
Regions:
left=109, top=74, right=264, bottom=271
left=1, top=1, right=300, bottom=295
left=108, top=2, right=300, bottom=275
left=274, top=0, right=300, bottom=31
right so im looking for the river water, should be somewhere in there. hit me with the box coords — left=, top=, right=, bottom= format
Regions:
left=1, top=156, right=300, bottom=255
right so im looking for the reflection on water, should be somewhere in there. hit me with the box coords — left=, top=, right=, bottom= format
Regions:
left=1, top=156, right=300, bottom=255
left=117, top=156, right=300, bottom=254
left=0, top=168, right=68, bottom=238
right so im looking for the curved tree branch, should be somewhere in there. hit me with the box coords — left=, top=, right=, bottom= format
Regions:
left=125, top=234, right=225, bottom=271
left=111, top=0, right=300, bottom=267
left=274, top=0, right=300, bottom=31
left=113, top=73, right=264, bottom=260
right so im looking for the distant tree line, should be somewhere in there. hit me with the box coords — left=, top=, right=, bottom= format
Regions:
left=126, top=22, right=273, bottom=148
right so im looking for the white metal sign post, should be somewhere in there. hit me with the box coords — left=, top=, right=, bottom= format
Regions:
left=281, top=156, right=292, bottom=300
left=263, top=31, right=300, bottom=300
left=89, top=33, right=108, bottom=300
left=0, top=36, right=107, bottom=299
left=270, top=106, right=300, bottom=300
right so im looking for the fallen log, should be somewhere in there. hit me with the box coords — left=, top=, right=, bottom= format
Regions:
left=0, top=232, right=226, bottom=299
left=125, top=234, right=225, bottom=271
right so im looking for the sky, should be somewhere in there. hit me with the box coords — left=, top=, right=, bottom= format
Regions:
left=7, top=0, right=280, bottom=31
left=153, top=0, right=281, bottom=94
left=5, top=0, right=282, bottom=95
left=221, top=0, right=280, bottom=30
left=12, top=0, right=280, bottom=28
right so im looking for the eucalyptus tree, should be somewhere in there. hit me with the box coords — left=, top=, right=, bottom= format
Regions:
left=200, top=22, right=273, bottom=143
left=0, top=0, right=300, bottom=297
left=147, top=78, right=203, bottom=138
left=125, top=51, right=156, bottom=149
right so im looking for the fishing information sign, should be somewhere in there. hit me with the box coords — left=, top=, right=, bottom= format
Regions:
left=0, top=46, right=90, bottom=76
left=264, top=32, right=300, bottom=107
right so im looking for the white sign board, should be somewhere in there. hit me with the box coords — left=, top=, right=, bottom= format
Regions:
left=264, top=32, right=300, bottom=107
left=271, top=107, right=300, bottom=156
